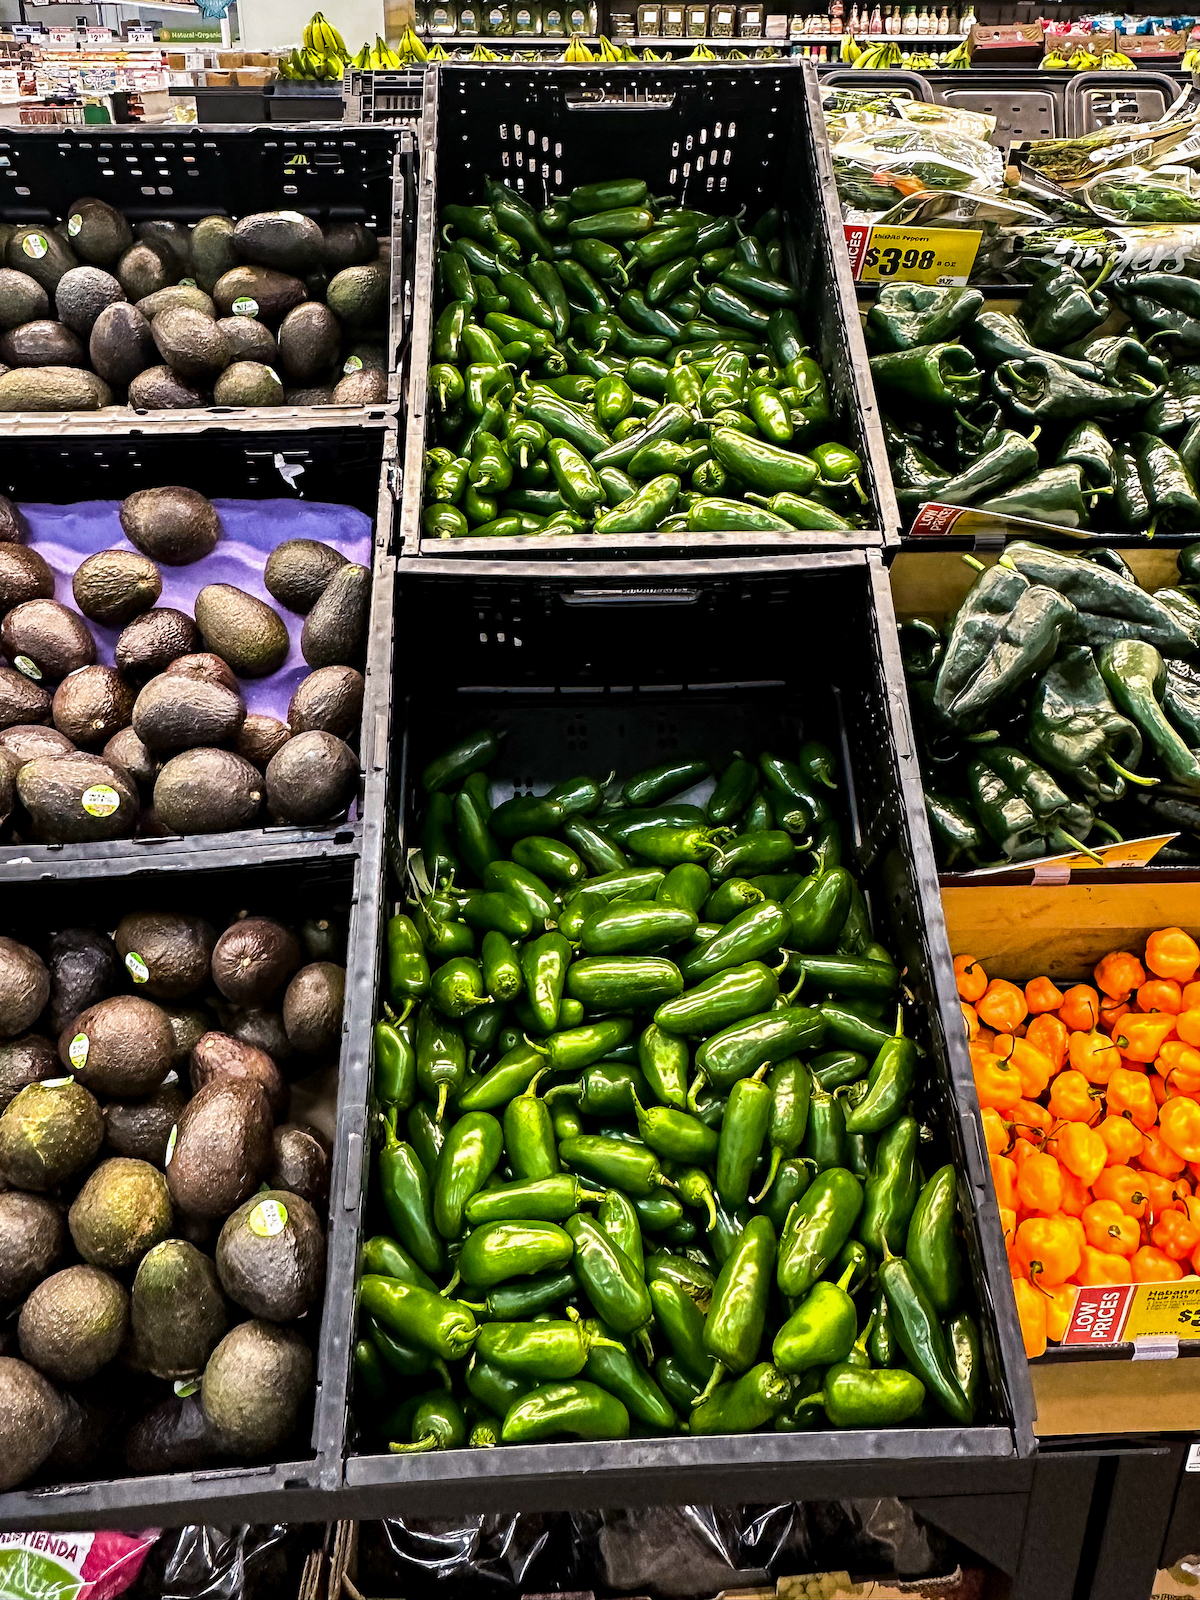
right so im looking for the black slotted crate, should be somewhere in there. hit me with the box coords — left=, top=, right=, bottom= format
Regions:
left=399, top=62, right=900, bottom=562
left=0, top=124, right=414, bottom=435
left=316, top=551, right=1034, bottom=1521
left=0, top=424, right=395, bottom=882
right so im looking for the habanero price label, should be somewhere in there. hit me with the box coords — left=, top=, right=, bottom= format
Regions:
left=844, top=224, right=983, bottom=287
left=1061, top=1281, right=1200, bottom=1347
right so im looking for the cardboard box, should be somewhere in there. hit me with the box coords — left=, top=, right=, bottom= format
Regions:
left=1152, top=1560, right=1200, bottom=1598
left=240, top=50, right=271, bottom=64
left=167, top=51, right=186, bottom=67
left=217, top=49, right=245, bottom=65
left=235, top=66, right=274, bottom=83
left=204, top=69, right=233, bottom=84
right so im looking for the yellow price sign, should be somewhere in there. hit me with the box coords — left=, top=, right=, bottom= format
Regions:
left=844, top=224, right=983, bottom=287
left=1124, top=1282, right=1200, bottom=1342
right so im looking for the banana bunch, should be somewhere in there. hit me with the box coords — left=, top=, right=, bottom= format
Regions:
left=840, top=32, right=862, bottom=62
left=1066, top=46, right=1099, bottom=67
left=641, top=45, right=662, bottom=58
left=426, top=40, right=449, bottom=58
left=905, top=50, right=936, bottom=67
left=1100, top=48, right=1136, bottom=68
left=396, top=25, right=429, bottom=60
left=469, top=40, right=501, bottom=56
left=853, top=40, right=902, bottom=67
left=303, top=11, right=346, bottom=53
left=686, top=40, right=717, bottom=56
left=594, top=33, right=623, bottom=58
left=942, top=38, right=970, bottom=66
left=1040, top=48, right=1068, bottom=68
left=279, top=43, right=343, bottom=78
left=1184, top=44, right=1200, bottom=68
left=562, top=32, right=594, bottom=58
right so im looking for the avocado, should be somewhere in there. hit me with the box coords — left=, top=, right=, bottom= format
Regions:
left=0, top=546, right=55, bottom=619
left=343, top=340, right=386, bottom=371
left=0, top=366, right=111, bottom=412
left=116, top=238, right=179, bottom=302
left=0, top=1078, right=103, bottom=1190
left=55, top=266, right=125, bottom=336
left=73, top=549, right=162, bottom=627
left=60, top=994, right=174, bottom=1096
left=153, top=748, right=265, bottom=836
left=134, top=220, right=192, bottom=274
left=52, top=665, right=135, bottom=749
left=127, top=364, right=207, bottom=411
left=0, top=723, right=71, bottom=763
left=302, top=917, right=344, bottom=963
left=301, top=562, right=370, bottom=671
left=190, top=1031, right=284, bottom=1114
left=0, top=753, right=13, bottom=826
left=284, top=386, right=335, bottom=406
left=235, top=714, right=290, bottom=769
left=332, top=367, right=388, bottom=405
left=266, top=732, right=357, bottom=826
left=0, top=268, right=49, bottom=329
left=161, top=1006, right=213, bottom=1063
left=201, top=1319, right=311, bottom=1456
left=268, top=1123, right=330, bottom=1208
left=66, top=197, right=133, bottom=268
left=46, top=1379, right=123, bottom=1476
left=277, top=302, right=339, bottom=384
left=264, top=541, right=347, bottom=620
left=116, top=608, right=202, bottom=682
left=164, top=651, right=238, bottom=692
left=46, top=927, right=119, bottom=1036
left=0, top=1191, right=63, bottom=1302
left=89, top=302, right=155, bottom=392
left=191, top=216, right=239, bottom=295
left=18, top=1264, right=128, bottom=1382
left=152, top=305, right=231, bottom=383
left=214, top=362, right=284, bottom=408
left=0, top=318, right=85, bottom=368
left=288, top=665, right=364, bottom=739
left=2, top=598, right=96, bottom=683
left=0, top=1358, right=65, bottom=1490
left=17, top=753, right=139, bottom=842
left=0, top=1033, right=57, bottom=1111
left=165, top=1077, right=273, bottom=1219
left=124, top=1390, right=226, bottom=1475
left=282, top=962, right=345, bottom=1058
left=112, top=913, right=215, bottom=1003
left=323, top=221, right=379, bottom=272
left=234, top=211, right=325, bottom=272
left=103, top=1076, right=186, bottom=1163
left=0, top=493, right=28, bottom=544
left=121, top=486, right=221, bottom=566
left=326, top=260, right=389, bottom=328
left=213, top=265, right=308, bottom=324
left=0, top=666, right=51, bottom=729
left=218, top=1004, right=291, bottom=1062
left=103, top=725, right=158, bottom=789
left=211, top=917, right=302, bottom=1007
left=216, top=315, right=277, bottom=364
left=216, top=1189, right=324, bottom=1322
left=68, top=1156, right=172, bottom=1269
left=0, top=937, right=49, bottom=1038
left=130, top=1239, right=227, bottom=1380
left=132, top=674, right=246, bottom=753
left=193, top=584, right=289, bottom=678
left=6, top=227, right=79, bottom=295
left=138, top=284, right=216, bottom=321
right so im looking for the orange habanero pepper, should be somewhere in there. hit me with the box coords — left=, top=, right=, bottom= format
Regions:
left=1013, top=1098, right=1054, bottom=1144
left=1011, top=1275, right=1048, bottom=1358
left=1138, top=978, right=1183, bottom=1015
left=1049, top=1069, right=1104, bottom=1125
left=1099, top=996, right=1131, bottom=1036
left=1026, top=975, right=1064, bottom=1015
left=1057, top=1166, right=1092, bottom=1218
left=1183, top=981, right=1200, bottom=1011
left=1106, top=1066, right=1160, bottom=1131
left=1074, top=1244, right=1132, bottom=1286
left=999, top=1205, right=1017, bottom=1249
left=1093, top=1167, right=1149, bottom=1218
left=1082, top=1199, right=1140, bottom=1257
left=961, top=1002, right=979, bottom=1043
left=1095, top=949, right=1146, bottom=1000
left=1113, top=1014, right=1177, bottom=1066
left=1056, top=1121, right=1107, bottom=1188
left=999, top=1036, right=1055, bottom=1098
left=1141, top=1171, right=1190, bottom=1218
left=1097, top=1114, right=1144, bottom=1166
left=954, top=953, right=988, bottom=1004
left=1018, top=1151, right=1064, bottom=1215
left=1026, top=1012, right=1069, bottom=1072
left=1131, top=1245, right=1184, bottom=1282
left=1059, top=985, right=1101, bottom=1033
left=1015, top=1215, right=1081, bottom=1287
left=1151, top=1075, right=1170, bottom=1109
left=1043, top=1282, right=1078, bottom=1343
left=977, top=978, right=1028, bottom=1033
left=1174, top=1009, right=1200, bottom=1049
left=1157, top=1041, right=1200, bottom=1096
left=974, top=1053, right=1023, bottom=1113
left=1068, top=1029, right=1122, bottom=1085
left=1159, top=1095, right=1200, bottom=1163
left=981, top=1105, right=1009, bottom=1155
left=1151, top=1210, right=1200, bottom=1261
left=1140, top=1128, right=1189, bottom=1177
left=990, top=1152, right=1018, bottom=1210
left=1146, top=927, right=1200, bottom=984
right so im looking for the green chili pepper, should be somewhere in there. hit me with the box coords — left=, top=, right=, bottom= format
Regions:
left=457, top=1220, right=574, bottom=1291
left=760, top=1156, right=812, bottom=1234
left=579, top=903, right=698, bottom=956
left=907, top=1164, right=963, bottom=1316
left=803, top=1075, right=846, bottom=1172
left=363, top=1233, right=438, bottom=1291
left=678, top=901, right=790, bottom=983
left=947, top=1311, right=982, bottom=1411
left=879, top=1250, right=972, bottom=1423
left=503, top=1379, right=630, bottom=1443
left=631, top=1090, right=720, bottom=1166
left=693, top=1006, right=825, bottom=1098
left=477, top=1316, right=618, bottom=1380
left=465, top=1354, right=531, bottom=1418
left=818, top=1362, right=925, bottom=1428
left=860, top=1115, right=920, bottom=1257
left=433, top=1111, right=503, bottom=1240
left=456, top=889, right=536, bottom=941
left=583, top=1319, right=675, bottom=1431
left=598, top=1187, right=645, bottom=1273
left=699, top=1213, right=776, bottom=1387
left=534, top=1017, right=637, bottom=1073
left=430, top=956, right=492, bottom=1021
left=566, top=956, right=684, bottom=1010
left=374, top=1014, right=416, bottom=1108
left=466, top=1174, right=601, bottom=1226
left=773, top=1261, right=858, bottom=1375
left=504, top=1069, right=558, bottom=1182
left=843, top=1008, right=918, bottom=1134
left=415, top=1001, right=466, bottom=1123
left=714, top=1065, right=772, bottom=1207
left=355, top=1336, right=392, bottom=1405
left=691, top=1362, right=791, bottom=1435
left=811, top=1049, right=868, bottom=1092
left=559, top=1134, right=674, bottom=1197
left=360, top=1273, right=476, bottom=1360
left=565, top=1212, right=652, bottom=1335
left=562, top=819, right=630, bottom=875
left=423, top=730, right=501, bottom=794
left=548, top=1061, right=649, bottom=1118
left=777, top=1167, right=863, bottom=1298
left=406, top=1103, right=444, bottom=1182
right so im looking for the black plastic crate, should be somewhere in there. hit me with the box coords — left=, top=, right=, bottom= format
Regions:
left=267, top=84, right=346, bottom=122
left=398, top=61, right=900, bottom=562
left=0, top=124, right=413, bottom=435
left=343, top=68, right=426, bottom=126
left=0, top=424, right=395, bottom=881
left=0, top=847, right=383, bottom=1532
left=315, top=551, right=1035, bottom=1520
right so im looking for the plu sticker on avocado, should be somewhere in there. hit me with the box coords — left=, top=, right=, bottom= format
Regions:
left=248, top=1198, right=288, bottom=1237
left=22, top=234, right=48, bottom=259
left=68, top=1034, right=89, bottom=1070
left=179, top=276, right=196, bottom=287
left=173, top=1379, right=199, bottom=1397
left=231, top=296, right=259, bottom=318
left=67, top=213, right=83, bottom=237
left=13, top=655, right=41, bottom=680
left=343, top=355, right=363, bottom=374
left=41, top=1077, right=72, bottom=1088
left=125, top=951, right=150, bottom=984
left=81, top=784, right=120, bottom=817
left=165, top=1124, right=178, bottom=1165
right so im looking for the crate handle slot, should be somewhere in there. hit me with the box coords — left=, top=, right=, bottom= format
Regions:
left=563, top=88, right=677, bottom=111
left=559, top=587, right=700, bottom=606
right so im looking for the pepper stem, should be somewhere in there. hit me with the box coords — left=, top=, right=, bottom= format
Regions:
left=436, top=1083, right=449, bottom=1123
left=636, top=1325, right=656, bottom=1364
left=1105, top=755, right=1158, bottom=787
left=1053, top=829, right=1105, bottom=865
left=750, top=1144, right=783, bottom=1205
left=389, top=1434, right=439, bottom=1454
left=686, top=1072, right=708, bottom=1114
left=1091, top=818, right=1125, bottom=844
left=433, top=1359, right=452, bottom=1389
left=700, top=1190, right=718, bottom=1231
left=691, top=1360, right=724, bottom=1409
left=440, top=1270, right=461, bottom=1297
left=961, top=554, right=986, bottom=573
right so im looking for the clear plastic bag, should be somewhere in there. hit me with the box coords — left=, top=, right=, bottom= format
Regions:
left=130, top=1526, right=300, bottom=1600
left=832, top=127, right=1004, bottom=212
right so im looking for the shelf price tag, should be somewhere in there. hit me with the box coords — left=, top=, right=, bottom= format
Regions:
left=1060, top=1281, right=1200, bottom=1348
left=844, top=223, right=982, bottom=286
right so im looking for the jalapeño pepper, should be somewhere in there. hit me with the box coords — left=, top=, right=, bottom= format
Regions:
left=360, top=1274, right=477, bottom=1361
left=773, top=1261, right=858, bottom=1375
left=690, top=1362, right=792, bottom=1435
left=777, top=1167, right=863, bottom=1297
left=693, top=1006, right=825, bottom=1096
left=860, top=1115, right=920, bottom=1257
left=566, top=1213, right=652, bottom=1335
left=678, top=900, right=790, bottom=982
left=457, top=1220, right=574, bottom=1291
left=466, top=1174, right=600, bottom=1226
left=374, top=1013, right=416, bottom=1108
left=458, top=1041, right=543, bottom=1111
left=584, top=1319, right=675, bottom=1431
left=761, top=1156, right=812, bottom=1233
left=415, top=1001, right=466, bottom=1122
left=907, top=1165, right=963, bottom=1316
left=701, top=1214, right=776, bottom=1381
left=434, top=1111, right=503, bottom=1240
left=522, top=931, right=571, bottom=1032
left=503, top=1380, right=630, bottom=1443
left=378, top=1113, right=444, bottom=1276
left=844, top=1008, right=918, bottom=1134
left=879, top=1250, right=972, bottom=1424
left=715, top=1065, right=772, bottom=1207
left=559, top=1134, right=675, bottom=1197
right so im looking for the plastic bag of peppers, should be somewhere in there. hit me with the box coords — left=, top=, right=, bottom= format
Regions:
left=902, top=539, right=1200, bottom=870
left=355, top=734, right=983, bottom=1451
left=957, top=928, right=1200, bottom=1357
left=867, top=268, right=1200, bottom=533
left=423, top=176, right=871, bottom=540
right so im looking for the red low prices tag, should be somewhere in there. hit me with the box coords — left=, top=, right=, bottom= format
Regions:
left=1062, top=1284, right=1135, bottom=1346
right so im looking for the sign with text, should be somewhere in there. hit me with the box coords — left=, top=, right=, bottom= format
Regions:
left=844, top=224, right=982, bottom=286
left=1061, top=1281, right=1200, bottom=1347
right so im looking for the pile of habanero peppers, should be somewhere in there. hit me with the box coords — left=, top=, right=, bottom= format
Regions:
left=903, top=540, right=1200, bottom=871
left=869, top=267, right=1200, bottom=533
left=423, top=175, right=872, bottom=539
left=355, top=733, right=981, bottom=1452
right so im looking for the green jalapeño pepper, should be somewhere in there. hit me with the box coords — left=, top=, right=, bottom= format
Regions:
left=583, top=1319, right=675, bottom=1431
left=504, top=1070, right=559, bottom=1182
left=656, top=862, right=712, bottom=916
left=947, top=1312, right=982, bottom=1412
left=502, top=1380, right=630, bottom=1443
left=559, top=1134, right=675, bottom=1198
left=567, top=956, right=684, bottom=1011
left=464, top=1271, right=579, bottom=1325
left=363, top=1234, right=437, bottom=1290
left=374, top=1013, right=416, bottom=1108
left=598, top=1187, right=644, bottom=1273
left=761, top=1156, right=812, bottom=1234
left=547, top=1060, right=649, bottom=1118
left=907, top=1164, right=963, bottom=1316
left=457, top=1041, right=543, bottom=1113
left=477, top=1318, right=619, bottom=1381
left=423, top=729, right=501, bottom=794
left=678, top=900, right=790, bottom=983
left=534, top=1016, right=637, bottom=1073
left=755, top=1056, right=812, bottom=1202
left=632, top=1090, right=720, bottom=1166
left=388, top=914, right=431, bottom=1011
left=879, top=1249, right=973, bottom=1424
left=693, top=1006, right=825, bottom=1097
left=482, top=861, right=556, bottom=931
left=655, top=961, right=780, bottom=1037
left=360, top=1274, right=477, bottom=1361
left=784, top=868, right=852, bottom=952
left=456, top=889, right=536, bottom=941
left=522, top=932, right=572, bottom=1033
left=579, top=902, right=698, bottom=956
left=690, top=1362, right=791, bottom=1435
left=388, top=1393, right=467, bottom=1455
left=777, top=1167, right=863, bottom=1298
left=566, top=1213, right=652, bottom=1336
left=819, top=1363, right=925, bottom=1429
left=379, top=1112, right=445, bottom=1275
left=457, top=1220, right=575, bottom=1292
left=707, top=756, right=758, bottom=824
left=433, top=1111, right=503, bottom=1240
left=638, top=1022, right=691, bottom=1110
left=860, top=1115, right=920, bottom=1257
left=701, top=1214, right=776, bottom=1385
left=773, top=1261, right=858, bottom=1375
left=803, top=1075, right=847, bottom=1172
left=715, top=1065, right=772, bottom=1207
left=415, top=1001, right=466, bottom=1122
left=466, top=1173, right=601, bottom=1226
left=844, top=1008, right=918, bottom=1134
left=430, top=956, right=492, bottom=1020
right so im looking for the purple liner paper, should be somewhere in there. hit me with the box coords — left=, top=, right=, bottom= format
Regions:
left=18, top=498, right=373, bottom=723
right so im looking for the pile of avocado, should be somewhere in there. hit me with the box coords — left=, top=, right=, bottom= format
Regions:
left=0, top=903, right=346, bottom=1490
left=0, top=487, right=369, bottom=842
left=0, top=203, right=390, bottom=413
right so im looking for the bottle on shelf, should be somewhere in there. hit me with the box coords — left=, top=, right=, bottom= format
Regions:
left=901, top=5, right=918, bottom=32
left=958, top=1, right=973, bottom=27
left=869, top=2, right=882, bottom=28
left=917, top=5, right=929, bottom=32
left=937, top=4, right=948, bottom=30
left=829, top=0, right=842, bottom=32
left=847, top=3, right=858, bottom=30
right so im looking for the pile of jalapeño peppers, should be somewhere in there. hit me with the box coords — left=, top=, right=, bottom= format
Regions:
left=357, top=733, right=981, bottom=1452
left=870, top=267, right=1200, bottom=533
left=423, top=175, right=873, bottom=540
left=905, top=540, right=1200, bottom=870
